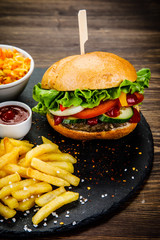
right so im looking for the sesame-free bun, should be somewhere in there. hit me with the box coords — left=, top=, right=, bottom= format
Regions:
left=46, top=113, right=137, bottom=140
left=41, top=52, right=137, bottom=91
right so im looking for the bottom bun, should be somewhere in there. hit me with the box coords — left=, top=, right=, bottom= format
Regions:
left=46, top=113, right=137, bottom=140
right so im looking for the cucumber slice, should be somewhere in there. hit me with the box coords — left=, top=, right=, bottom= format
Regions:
left=62, top=117, right=86, bottom=124
left=99, top=107, right=133, bottom=123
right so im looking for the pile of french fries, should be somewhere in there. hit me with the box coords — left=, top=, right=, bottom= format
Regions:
left=0, top=136, right=80, bottom=225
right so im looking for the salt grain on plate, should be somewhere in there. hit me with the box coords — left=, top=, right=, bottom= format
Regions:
left=101, top=193, right=108, bottom=198
left=34, top=207, right=39, bottom=212
left=23, top=225, right=32, bottom=232
left=52, top=212, right=58, bottom=218
left=33, top=224, right=38, bottom=228
left=52, top=212, right=56, bottom=217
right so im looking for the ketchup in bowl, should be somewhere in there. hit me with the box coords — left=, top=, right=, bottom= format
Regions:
left=0, top=105, right=29, bottom=125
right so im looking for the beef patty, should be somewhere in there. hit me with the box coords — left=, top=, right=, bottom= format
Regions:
left=62, top=122, right=128, bottom=132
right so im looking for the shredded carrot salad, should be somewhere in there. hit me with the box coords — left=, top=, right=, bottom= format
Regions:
left=0, top=48, right=31, bottom=85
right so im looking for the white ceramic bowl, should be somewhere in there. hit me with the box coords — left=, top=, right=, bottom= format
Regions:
left=0, top=44, right=34, bottom=101
left=0, top=101, right=32, bottom=139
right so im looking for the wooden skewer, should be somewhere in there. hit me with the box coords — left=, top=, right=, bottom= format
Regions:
left=78, top=10, right=88, bottom=55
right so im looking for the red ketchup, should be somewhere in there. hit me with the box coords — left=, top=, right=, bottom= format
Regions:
left=0, top=105, right=29, bottom=125
left=87, top=117, right=98, bottom=126
left=106, top=105, right=120, bottom=118
left=129, top=108, right=141, bottom=123
left=127, top=92, right=144, bottom=106
left=54, top=116, right=64, bottom=125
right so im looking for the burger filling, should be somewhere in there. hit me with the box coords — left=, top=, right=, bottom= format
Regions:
left=32, top=68, right=151, bottom=131
left=47, top=110, right=129, bottom=132
left=61, top=120, right=128, bottom=132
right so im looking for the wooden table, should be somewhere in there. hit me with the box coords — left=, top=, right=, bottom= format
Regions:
left=0, top=0, right=160, bottom=239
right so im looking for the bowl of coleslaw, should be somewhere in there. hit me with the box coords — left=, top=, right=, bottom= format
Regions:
left=0, top=44, right=34, bottom=101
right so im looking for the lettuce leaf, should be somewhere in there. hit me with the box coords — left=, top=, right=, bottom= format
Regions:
left=32, top=68, right=151, bottom=115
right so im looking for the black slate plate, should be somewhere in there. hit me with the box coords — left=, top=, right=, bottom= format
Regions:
left=0, top=69, right=154, bottom=238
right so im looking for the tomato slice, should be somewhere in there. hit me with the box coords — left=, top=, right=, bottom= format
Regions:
left=72, top=99, right=120, bottom=119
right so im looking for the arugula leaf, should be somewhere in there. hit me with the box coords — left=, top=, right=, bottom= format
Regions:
left=32, top=68, right=151, bottom=115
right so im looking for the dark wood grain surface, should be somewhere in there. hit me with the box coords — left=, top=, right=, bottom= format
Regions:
left=0, top=0, right=160, bottom=239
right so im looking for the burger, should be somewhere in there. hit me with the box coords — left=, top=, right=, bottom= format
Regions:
left=32, top=52, right=150, bottom=140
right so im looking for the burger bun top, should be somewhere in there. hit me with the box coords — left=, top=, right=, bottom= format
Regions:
left=41, top=52, right=137, bottom=91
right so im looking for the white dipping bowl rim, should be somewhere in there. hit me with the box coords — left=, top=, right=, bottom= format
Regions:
left=0, top=101, right=32, bottom=139
left=0, top=44, right=34, bottom=90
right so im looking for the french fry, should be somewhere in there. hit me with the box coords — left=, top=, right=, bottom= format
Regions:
left=42, top=136, right=61, bottom=152
left=46, top=161, right=74, bottom=173
left=0, top=202, right=16, bottom=218
left=12, top=182, right=52, bottom=201
left=0, top=170, right=8, bottom=178
left=31, top=158, right=80, bottom=186
left=27, top=168, right=70, bottom=187
left=35, top=186, right=66, bottom=207
left=0, top=148, right=19, bottom=169
left=16, top=196, right=37, bottom=212
left=17, top=145, right=33, bottom=156
left=24, top=143, right=59, bottom=167
left=3, top=164, right=28, bottom=178
left=32, top=191, right=79, bottom=225
left=9, top=138, right=34, bottom=149
left=1, top=196, right=19, bottom=209
left=3, top=137, right=14, bottom=153
left=39, top=153, right=77, bottom=164
left=0, top=179, right=37, bottom=199
left=0, top=139, right=5, bottom=157
left=0, top=172, right=21, bottom=189
left=9, top=138, right=33, bottom=156
left=31, top=158, right=57, bottom=175
left=18, top=157, right=26, bottom=167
